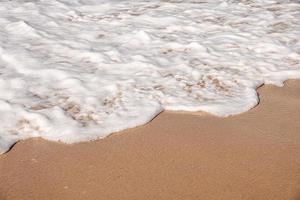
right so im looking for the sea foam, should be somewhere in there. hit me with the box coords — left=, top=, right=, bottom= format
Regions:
left=0, top=0, right=299, bottom=153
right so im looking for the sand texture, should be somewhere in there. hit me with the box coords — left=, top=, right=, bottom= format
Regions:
left=0, top=80, right=299, bottom=200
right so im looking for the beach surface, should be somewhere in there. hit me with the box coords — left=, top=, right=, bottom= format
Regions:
left=0, top=80, right=299, bottom=200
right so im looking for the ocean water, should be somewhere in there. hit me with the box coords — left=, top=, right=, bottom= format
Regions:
left=0, top=0, right=299, bottom=153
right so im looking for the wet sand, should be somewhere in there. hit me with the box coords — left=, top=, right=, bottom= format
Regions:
left=0, top=80, right=299, bottom=200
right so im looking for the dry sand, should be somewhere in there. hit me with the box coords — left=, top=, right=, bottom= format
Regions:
left=0, top=80, right=299, bottom=200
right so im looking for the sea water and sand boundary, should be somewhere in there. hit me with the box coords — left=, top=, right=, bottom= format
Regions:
left=0, top=80, right=299, bottom=199
left=0, top=1, right=300, bottom=199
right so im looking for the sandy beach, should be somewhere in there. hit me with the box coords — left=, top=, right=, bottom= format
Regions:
left=0, top=1, right=300, bottom=199
left=0, top=80, right=299, bottom=200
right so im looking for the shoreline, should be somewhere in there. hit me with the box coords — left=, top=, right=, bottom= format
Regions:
left=0, top=80, right=300, bottom=200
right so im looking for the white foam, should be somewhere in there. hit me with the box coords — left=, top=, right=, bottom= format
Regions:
left=0, top=0, right=299, bottom=153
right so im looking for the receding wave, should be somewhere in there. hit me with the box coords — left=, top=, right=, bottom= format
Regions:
left=0, top=0, right=299, bottom=153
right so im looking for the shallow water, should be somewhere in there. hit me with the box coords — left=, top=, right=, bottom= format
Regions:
left=0, top=0, right=299, bottom=153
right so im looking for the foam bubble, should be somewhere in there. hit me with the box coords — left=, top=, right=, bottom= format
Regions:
left=0, top=0, right=299, bottom=153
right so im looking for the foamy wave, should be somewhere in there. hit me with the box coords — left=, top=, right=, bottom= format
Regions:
left=0, top=0, right=299, bottom=153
